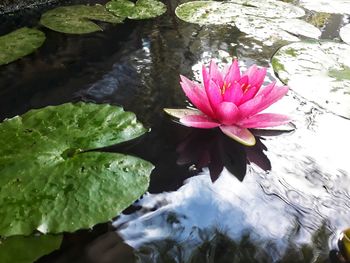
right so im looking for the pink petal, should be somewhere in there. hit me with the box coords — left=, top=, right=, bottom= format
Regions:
left=180, top=75, right=215, bottom=118
left=216, top=102, right=240, bottom=125
left=205, top=79, right=223, bottom=112
left=254, top=86, right=289, bottom=114
left=180, top=114, right=220, bottom=129
left=238, top=85, right=288, bottom=117
left=220, top=125, right=256, bottom=146
left=244, top=65, right=267, bottom=89
left=202, top=65, right=210, bottom=91
left=239, top=85, right=259, bottom=105
left=223, top=81, right=243, bottom=105
left=224, top=59, right=241, bottom=84
left=256, top=81, right=276, bottom=96
left=209, top=60, right=224, bottom=87
left=238, top=113, right=290, bottom=128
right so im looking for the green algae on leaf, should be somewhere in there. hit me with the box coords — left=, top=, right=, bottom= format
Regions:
left=0, top=102, right=154, bottom=237
left=106, top=0, right=166, bottom=20
left=272, top=41, right=350, bottom=119
left=299, top=0, right=350, bottom=14
left=0, top=27, right=45, bottom=66
left=0, top=235, right=62, bottom=263
left=175, top=0, right=320, bottom=44
left=40, top=5, right=123, bottom=34
left=340, top=24, right=350, bottom=45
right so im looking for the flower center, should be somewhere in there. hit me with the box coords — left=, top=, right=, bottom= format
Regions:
left=221, top=81, right=231, bottom=94
left=241, top=83, right=251, bottom=93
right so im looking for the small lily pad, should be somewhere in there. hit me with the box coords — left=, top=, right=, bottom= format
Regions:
left=340, top=24, right=350, bottom=45
left=40, top=5, right=123, bottom=34
left=0, top=102, right=154, bottom=236
left=164, top=108, right=201, bottom=119
left=175, top=0, right=320, bottom=43
left=0, top=235, right=62, bottom=263
left=106, top=0, right=166, bottom=20
left=0, top=27, right=45, bottom=66
left=272, top=41, right=350, bottom=118
left=299, top=0, right=350, bottom=14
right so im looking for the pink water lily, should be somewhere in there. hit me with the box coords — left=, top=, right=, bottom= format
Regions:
left=164, top=60, right=290, bottom=146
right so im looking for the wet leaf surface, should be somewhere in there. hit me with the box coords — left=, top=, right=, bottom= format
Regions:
left=40, top=5, right=123, bottom=34
left=106, top=0, right=166, bottom=20
left=0, top=102, right=153, bottom=236
left=0, top=235, right=62, bottom=263
left=175, top=0, right=320, bottom=44
left=299, top=0, right=350, bottom=14
left=272, top=40, right=350, bottom=118
left=340, top=24, right=350, bottom=45
left=0, top=27, right=45, bottom=66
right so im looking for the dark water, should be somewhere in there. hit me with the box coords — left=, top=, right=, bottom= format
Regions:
left=0, top=1, right=350, bottom=262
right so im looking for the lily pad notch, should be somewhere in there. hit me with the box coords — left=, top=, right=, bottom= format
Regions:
left=0, top=102, right=154, bottom=237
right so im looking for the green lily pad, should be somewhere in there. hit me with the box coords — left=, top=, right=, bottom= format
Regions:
left=299, top=0, right=350, bottom=14
left=40, top=5, right=123, bottom=34
left=0, top=102, right=154, bottom=237
left=106, top=0, right=166, bottom=20
left=0, top=27, right=45, bottom=66
left=0, top=235, right=62, bottom=263
left=340, top=24, right=350, bottom=45
left=272, top=41, right=350, bottom=119
left=175, top=0, right=304, bottom=25
left=175, top=0, right=320, bottom=43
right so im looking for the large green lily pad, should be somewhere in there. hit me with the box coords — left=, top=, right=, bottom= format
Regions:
left=0, top=235, right=62, bottom=263
left=40, top=5, right=123, bottom=34
left=340, top=24, right=350, bottom=45
left=0, top=103, right=154, bottom=236
left=299, top=0, right=350, bottom=14
left=0, top=27, right=45, bottom=66
left=272, top=41, right=350, bottom=118
left=106, top=0, right=166, bottom=20
left=175, top=0, right=320, bottom=44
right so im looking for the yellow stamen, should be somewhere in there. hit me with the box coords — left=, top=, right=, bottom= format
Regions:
left=221, top=81, right=231, bottom=94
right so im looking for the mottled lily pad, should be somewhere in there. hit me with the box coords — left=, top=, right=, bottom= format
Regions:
left=0, top=27, right=45, bottom=66
left=0, top=102, right=154, bottom=236
left=299, top=0, right=350, bottom=14
left=340, top=24, right=350, bottom=45
left=106, top=0, right=166, bottom=20
left=234, top=16, right=321, bottom=45
left=175, top=0, right=320, bottom=43
left=272, top=41, right=350, bottom=118
left=175, top=0, right=304, bottom=24
left=40, top=5, right=123, bottom=34
left=0, top=235, right=62, bottom=263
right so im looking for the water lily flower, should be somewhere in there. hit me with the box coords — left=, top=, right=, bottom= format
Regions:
left=164, top=60, right=290, bottom=146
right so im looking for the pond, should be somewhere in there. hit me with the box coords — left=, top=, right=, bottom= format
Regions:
left=0, top=0, right=350, bottom=262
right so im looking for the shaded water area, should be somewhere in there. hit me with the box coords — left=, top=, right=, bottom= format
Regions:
left=1, top=0, right=350, bottom=262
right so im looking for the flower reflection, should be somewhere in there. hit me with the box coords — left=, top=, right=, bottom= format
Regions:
left=176, top=129, right=271, bottom=182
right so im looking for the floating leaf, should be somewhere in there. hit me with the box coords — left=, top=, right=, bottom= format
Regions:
left=106, top=0, right=166, bottom=20
left=175, top=0, right=320, bottom=43
left=272, top=41, right=350, bottom=118
left=299, top=0, right=350, bottom=14
left=175, top=0, right=304, bottom=25
left=40, top=5, right=123, bottom=34
left=340, top=24, right=350, bottom=45
left=164, top=108, right=201, bottom=119
left=0, top=27, right=45, bottom=66
left=234, top=16, right=321, bottom=45
left=0, top=235, right=62, bottom=263
left=0, top=102, right=154, bottom=236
